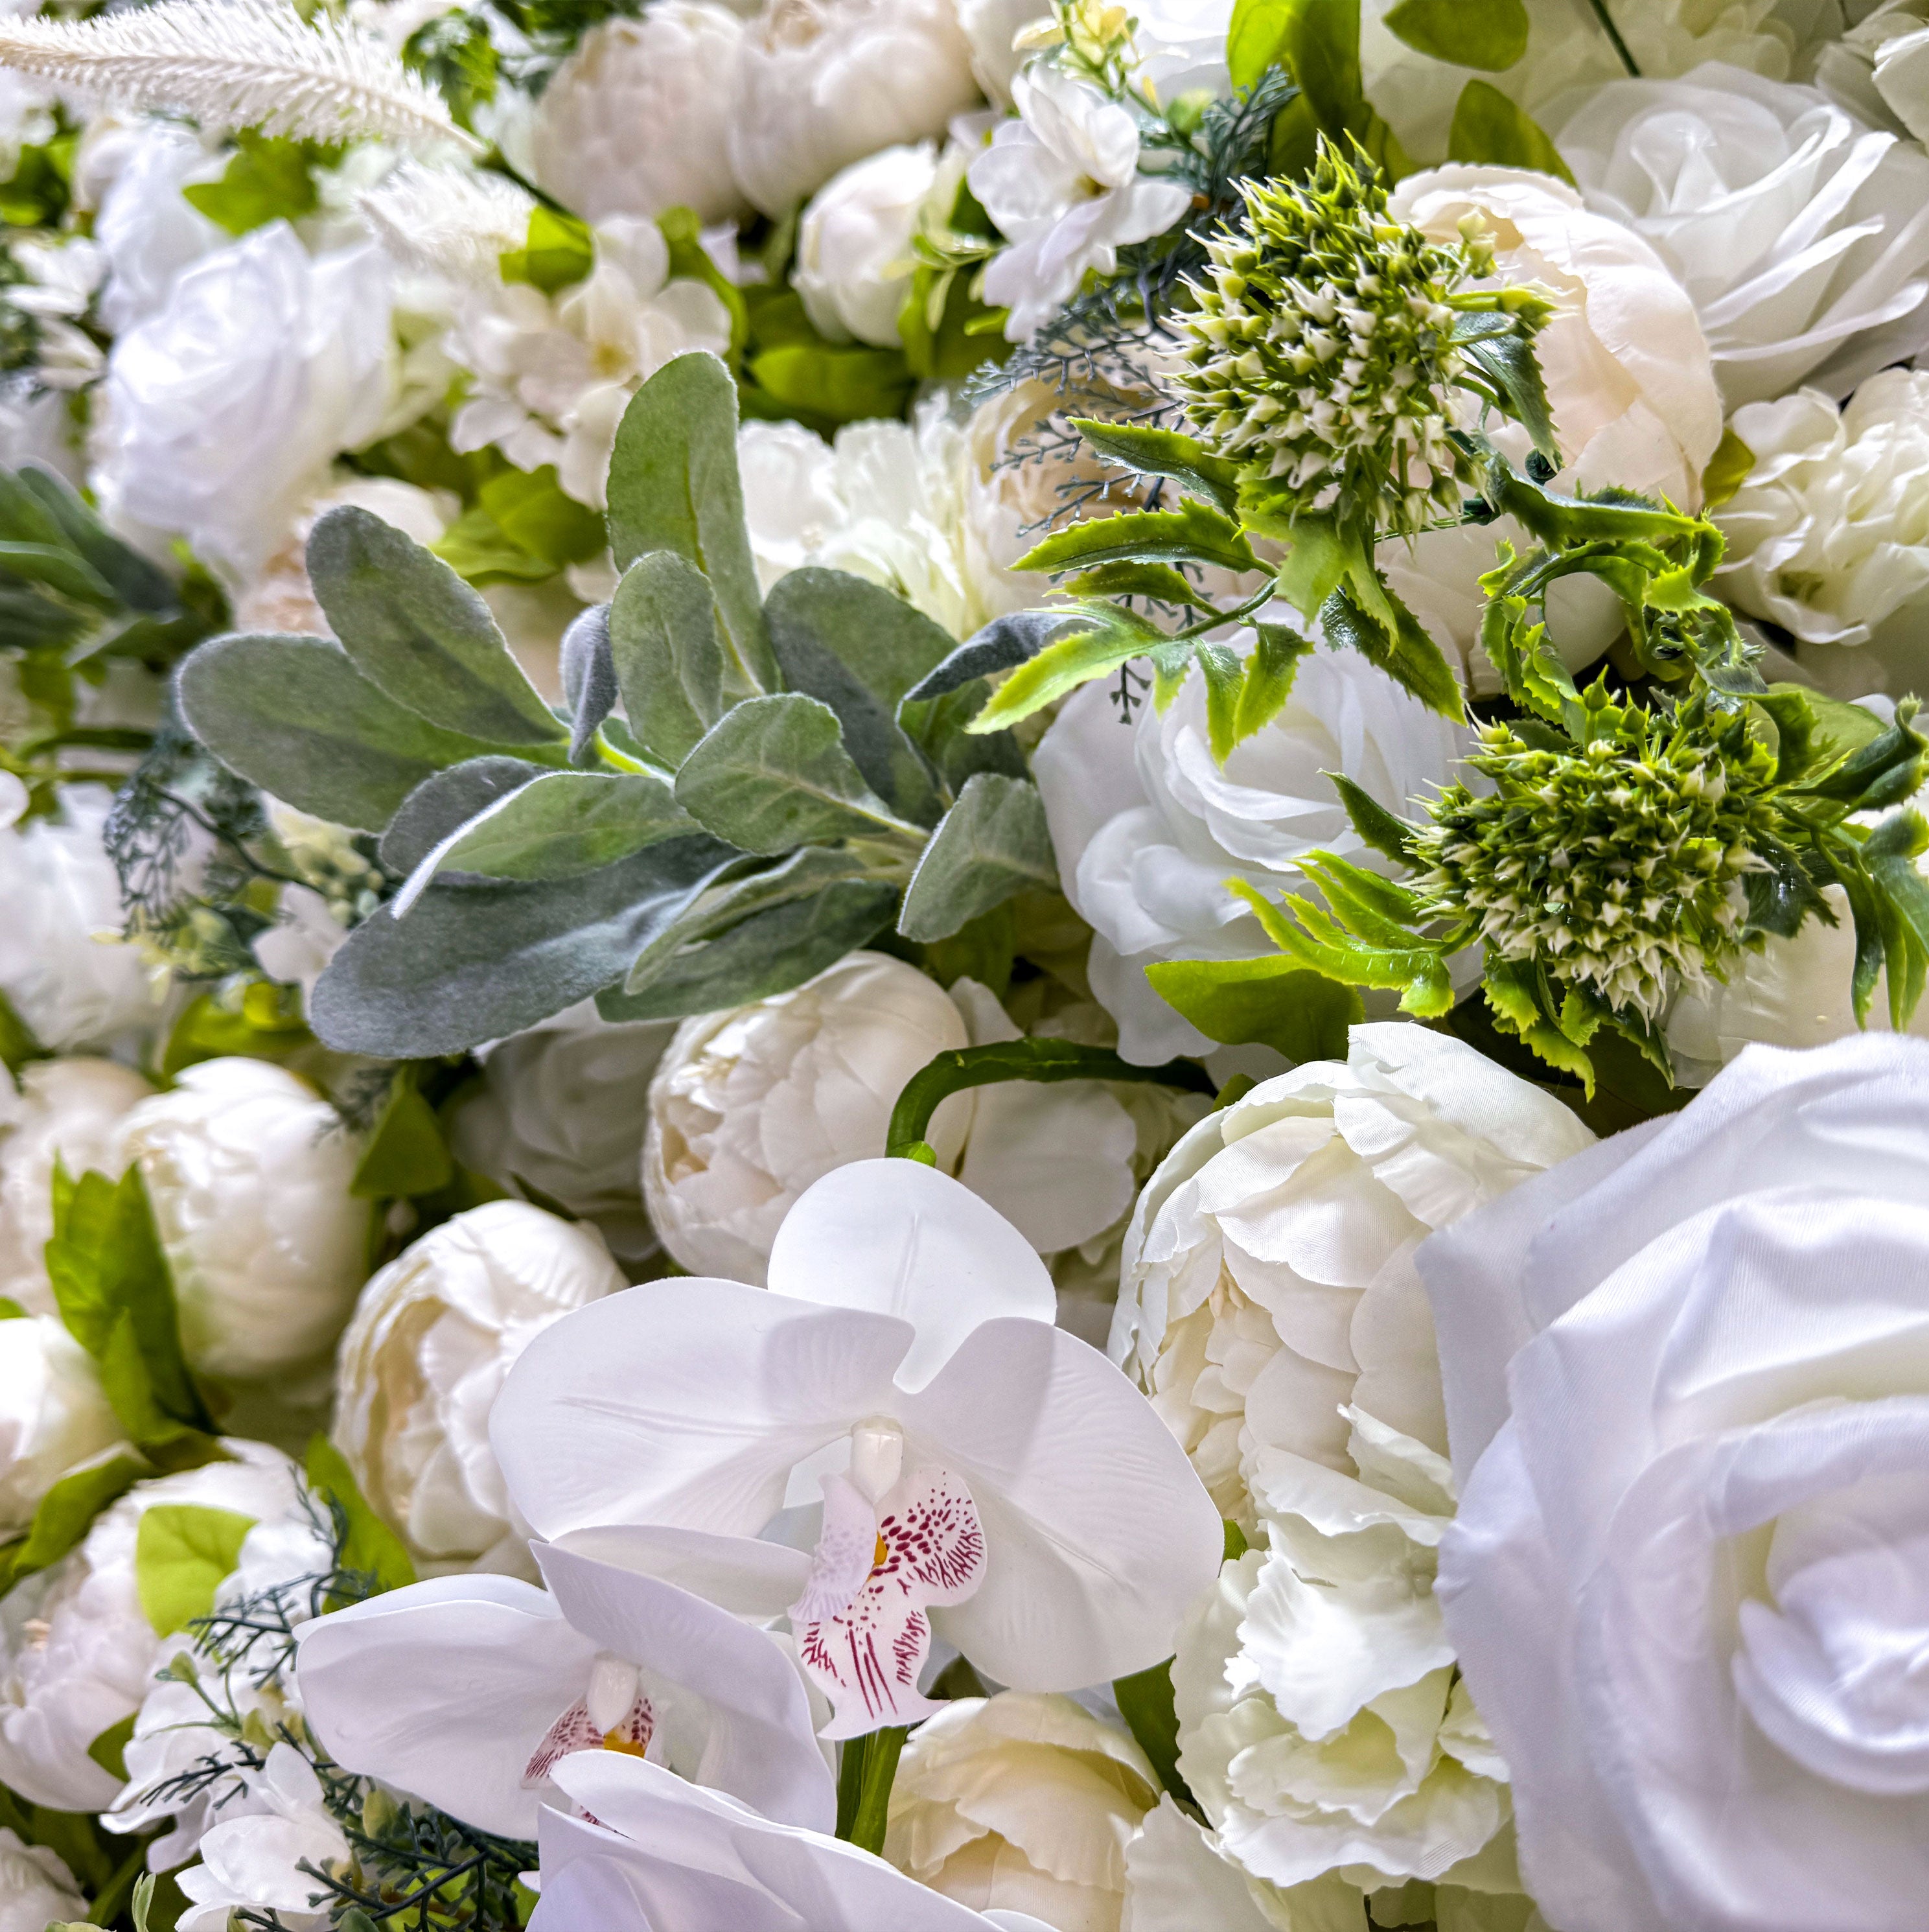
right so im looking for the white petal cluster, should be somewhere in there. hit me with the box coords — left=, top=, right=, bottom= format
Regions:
left=84, top=118, right=225, bottom=334
left=794, top=139, right=938, bottom=347
left=174, top=1741, right=351, bottom=1932
left=0, top=1826, right=87, bottom=1931
left=0, top=1318, right=121, bottom=1538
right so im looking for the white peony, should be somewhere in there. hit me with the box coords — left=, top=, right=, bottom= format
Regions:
left=0, top=1058, right=153, bottom=1315
left=448, top=220, right=732, bottom=509
left=794, top=140, right=938, bottom=347
left=884, top=1692, right=1161, bottom=1931
left=112, top=1060, right=367, bottom=1387
left=1554, top=62, right=1929, bottom=406
left=0, top=1826, right=87, bottom=1930
left=957, top=0, right=1046, bottom=104
left=529, top=5, right=752, bottom=226
left=971, top=64, right=1192, bottom=342
left=447, top=1002, right=675, bottom=1270
left=331, top=1200, right=625, bottom=1575
left=727, top=0, right=982, bottom=218
left=0, top=1442, right=299, bottom=1811
left=1032, top=652, right=1472, bottom=1065
left=1424, top=1033, right=1929, bottom=1932
left=87, top=119, right=225, bottom=336
left=95, top=222, right=395, bottom=581
left=738, top=401, right=984, bottom=638
left=174, top=1742, right=351, bottom=1932
left=0, top=1318, right=122, bottom=1538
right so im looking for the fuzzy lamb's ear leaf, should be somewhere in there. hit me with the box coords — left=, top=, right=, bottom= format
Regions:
left=606, top=352, right=777, bottom=693
left=306, top=506, right=569, bottom=748
left=904, top=611, right=1080, bottom=704
left=559, top=602, right=617, bottom=767
left=379, top=756, right=551, bottom=876
left=898, top=774, right=1057, bottom=942
left=609, top=550, right=735, bottom=771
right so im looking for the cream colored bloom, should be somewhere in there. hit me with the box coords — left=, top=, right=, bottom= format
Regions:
left=332, top=1200, right=625, bottom=1574
left=0, top=1318, right=121, bottom=1537
left=885, top=1692, right=1160, bottom=1931
left=0, top=1826, right=87, bottom=1931
left=794, top=140, right=937, bottom=347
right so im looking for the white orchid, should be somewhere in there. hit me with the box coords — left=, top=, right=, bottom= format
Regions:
left=492, top=1159, right=1223, bottom=1738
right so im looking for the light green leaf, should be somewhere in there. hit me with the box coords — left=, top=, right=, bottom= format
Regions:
left=748, top=341, right=914, bottom=426
left=1386, top=0, right=1527, bottom=69
left=87, top=1712, right=136, bottom=1782
left=181, top=132, right=320, bottom=235
left=1015, top=502, right=1260, bottom=577
left=498, top=204, right=595, bottom=294
left=1067, top=419, right=1240, bottom=514
left=1447, top=78, right=1575, bottom=183
left=135, top=1503, right=255, bottom=1636
left=1701, top=425, right=1756, bottom=511
left=673, top=693, right=925, bottom=855
left=432, top=462, right=606, bottom=587
left=1233, top=625, right=1316, bottom=749
left=967, top=601, right=1171, bottom=735
left=1145, top=956, right=1361, bottom=1062
left=349, top=1065, right=451, bottom=1200
left=0, top=1448, right=149, bottom=1599
left=898, top=774, right=1057, bottom=942
left=609, top=550, right=732, bottom=769
left=0, top=986, right=45, bottom=1078
left=305, top=1436, right=416, bottom=1598
left=606, top=353, right=777, bottom=693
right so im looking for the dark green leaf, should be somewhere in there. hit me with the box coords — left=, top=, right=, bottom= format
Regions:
left=380, top=757, right=551, bottom=876
left=1067, top=418, right=1240, bottom=515
left=1328, top=771, right=1416, bottom=863
left=898, top=774, right=1057, bottom=942
left=19, top=465, right=179, bottom=615
left=0, top=540, right=117, bottom=609
left=1460, top=325, right=1560, bottom=465
left=1144, top=955, right=1361, bottom=1061
left=1447, top=78, right=1574, bottom=181
left=1387, top=0, right=1527, bottom=67
left=559, top=601, right=616, bottom=765
left=1113, top=1660, right=1197, bottom=1814
left=1016, top=502, right=1260, bottom=577
left=1319, top=577, right=1465, bottom=719
left=305, top=1435, right=417, bottom=1597
left=0, top=986, right=46, bottom=1078
left=1744, top=833, right=1830, bottom=940
left=899, top=680, right=1030, bottom=795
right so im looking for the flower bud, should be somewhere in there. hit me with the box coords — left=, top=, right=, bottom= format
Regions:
left=794, top=141, right=939, bottom=348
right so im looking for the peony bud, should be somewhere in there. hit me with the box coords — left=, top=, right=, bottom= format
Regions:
left=793, top=141, right=938, bottom=347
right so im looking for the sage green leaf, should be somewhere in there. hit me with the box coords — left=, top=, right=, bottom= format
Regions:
left=19, top=464, right=178, bottom=614
left=380, top=757, right=550, bottom=876
left=610, top=550, right=732, bottom=769
left=1146, top=956, right=1361, bottom=1061
left=606, top=352, right=777, bottom=692
left=1067, top=418, right=1240, bottom=514
left=903, top=611, right=1078, bottom=704
left=135, top=1503, right=255, bottom=1635
left=1447, top=79, right=1575, bottom=184
left=898, top=774, right=1057, bottom=942
left=899, top=680, right=1028, bottom=795
left=306, top=507, right=568, bottom=747
left=1015, top=502, right=1260, bottom=577
left=0, top=542, right=117, bottom=610
left=179, top=635, right=497, bottom=833
left=0, top=1448, right=149, bottom=1598
left=1386, top=0, right=1527, bottom=69
left=967, top=601, right=1171, bottom=734
left=674, top=693, right=925, bottom=855
left=309, top=837, right=741, bottom=1058
left=305, top=1436, right=416, bottom=1597
left=559, top=602, right=616, bottom=766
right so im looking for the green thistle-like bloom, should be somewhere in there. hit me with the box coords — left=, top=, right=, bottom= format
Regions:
left=1411, top=690, right=1783, bottom=1023
left=1175, top=140, right=1487, bottom=537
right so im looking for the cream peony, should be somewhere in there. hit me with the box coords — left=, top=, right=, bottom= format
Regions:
left=0, top=1318, right=122, bottom=1538
left=957, top=0, right=1045, bottom=104
left=1555, top=63, right=1929, bottom=406
left=728, top=0, right=982, bottom=218
left=1426, top=1034, right=1929, bottom=1932
left=885, top=1692, right=1161, bottom=1931
left=331, top=1200, right=625, bottom=1575
left=794, top=140, right=938, bottom=347
left=529, top=5, right=751, bottom=226
left=112, top=1060, right=367, bottom=1387
left=0, top=1826, right=87, bottom=1931
left=1033, top=654, right=1472, bottom=1065
left=1815, top=0, right=1929, bottom=142
left=0, top=1058, right=152, bottom=1314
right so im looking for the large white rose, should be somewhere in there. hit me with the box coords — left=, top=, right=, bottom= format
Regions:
left=1425, top=1033, right=1929, bottom=1932
left=331, top=1200, right=625, bottom=1576
left=95, top=222, right=394, bottom=581
left=0, top=1058, right=152, bottom=1314
left=0, top=786, right=161, bottom=1057
left=1554, top=63, right=1929, bottom=406
left=86, top=119, right=225, bottom=336
left=0, top=1827, right=87, bottom=1931
left=0, top=1318, right=122, bottom=1537
left=884, top=1692, right=1160, bottom=1931
left=529, top=5, right=751, bottom=225
left=794, top=140, right=938, bottom=347
left=1033, top=652, right=1472, bottom=1065
left=728, top=0, right=982, bottom=218
left=112, top=1060, right=367, bottom=1386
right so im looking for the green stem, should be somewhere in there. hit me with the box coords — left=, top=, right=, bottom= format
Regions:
left=1584, top=0, right=1639, bottom=75
left=835, top=1726, right=908, bottom=1854
left=1168, top=577, right=1279, bottom=644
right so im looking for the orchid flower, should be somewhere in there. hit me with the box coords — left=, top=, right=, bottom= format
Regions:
left=491, top=1161, right=1224, bottom=1737
left=294, top=1526, right=835, bottom=1839
left=530, top=1750, right=1056, bottom=1932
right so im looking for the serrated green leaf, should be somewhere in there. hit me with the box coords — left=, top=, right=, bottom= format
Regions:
left=966, top=601, right=1170, bottom=734
left=1386, top=0, right=1527, bottom=68
left=1446, top=78, right=1574, bottom=183
left=1062, top=560, right=1216, bottom=609
left=1233, top=625, right=1315, bottom=750
left=1319, top=576, right=1465, bottom=720
left=1144, top=955, right=1360, bottom=1062
left=135, top=1503, right=255, bottom=1636
left=898, top=774, right=1057, bottom=942
left=1198, top=640, right=1244, bottom=763
left=1326, top=771, right=1415, bottom=863
left=1015, top=502, right=1260, bottom=577
left=1067, top=418, right=1240, bottom=514
left=305, top=1436, right=415, bottom=1598
left=1460, top=325, right=1560, bottom=466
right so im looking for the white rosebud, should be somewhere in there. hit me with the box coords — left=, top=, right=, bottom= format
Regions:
left=0, top=1058, right=153, bottom=1316
left=794, top=141, right=938, bottom=347
left=530, top=4, right=752, bottom=226
left=728, top=0, right=982, bottom=218
left=0, top=1318, right=122, bottom=1539
left=112, top=1060, right=367, bottom=1386
left=332, top=1202, right=625, bottom=1574
left=0, top=1826, right=87, bottom=1932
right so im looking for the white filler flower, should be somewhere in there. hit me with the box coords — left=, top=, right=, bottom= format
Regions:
left=794, top=140, right=938, bottom=347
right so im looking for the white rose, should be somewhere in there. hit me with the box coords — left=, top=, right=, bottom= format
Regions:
left=728, top=0, right=982, bottom=218
left=971, top=64, right=1192, bottom=342
left=1115, top=1023, right=1595, bottom=1528
left=529, top=5, right=752, bottom=226
left=0, top=1318, right=122, bottom=1537
left=1555, top=62, right=1929, bottom=406
left=0, top=1058, right=153, bottom=1314
left=1384, top=165, right=1723, bottom=692
left=1425, top=1033, right=1929, bottom=1932
left=739, top=400, right=984, bottom=638
left=0, top=787, right=161, bottom=1057
left=1033, top=652, right=1472, bottom=1065
left=0, top=1827, right=86, bottom=1931
left=447, top=1001, right=675, bottom=1270
left=331, top=1201, right=625, bottom=1574
left=88, top=119, right=225, bottom=335
left=884, top=1692, right=1161, bottom=1930
left=0, top=1442, right=299, bottom=1811
left=794, top=141, right=938, bottom=347
left=112, top=1060, right=367, bottom=1386
left=174, top=1743, right=351, bottom=1932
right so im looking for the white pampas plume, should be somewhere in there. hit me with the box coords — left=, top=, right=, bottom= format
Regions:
left=359, top=162, right=535, bottom=283
left=0, top=0, right=482, bottom=157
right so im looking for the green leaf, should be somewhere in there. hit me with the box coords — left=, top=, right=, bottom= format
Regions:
left=1319, top=577, right=1465, bottom=720
left=1113, top=1660, right=1197, bottom=1813
left=134, top=1502, right=255, bottom=1636
left=87, top=1712, right=136, bottom=1782
left=897, top=774, right=1057, bottom=942
left=1067, top=419, right=1240, bottom=515
left=1145, top=955, right=1361, bottom=1060
left=16, top=465, right=178, bottom=617
left=748, top=341, right=915, bottom=428
left=307, top=506, right=568, bottom=748
left=606, top=352, right=777, bottom=692
left=0, top=1449, right=148, bottom=1598
left=1016, top=502, right=1260, bottom=578
left=1254, top=510, right=1352, bottom=618
left=305, top=1436, right=416, bottom=1598
left=1229, top=625, right=1316, bottom=751
left=1458, top=320, right=1560, bottom=465
left=673, top=693, right=925, bottom=855
left=1701, top=425, right=1756, bottom=511
left=967, top=601, right=1171, bottom=735
left=658, top=204, right=749, bottom=360
left=1328, top=771, right=1416, bottom=863
left=0, top=1299, right=25, bottom=1320
left=1062, top=561, right=1216, bottom=609
left=178, top=634, right=500, bottom=833
left=181, top=133, right=325, bottom=236
left=1446, top=78, right=1575, bottom=182
left=0, top=986, right=46, bottom=1078
left=349, top=1065, right=452, bottom=1200
left=608, top=550, right=732, bottom=769
left=1387, top=0, right=1527, bottom=66
left=380, top=757, right=551, bottom=876
left=498, top=203, right=595, bottom=294
left=432, top=463, right=606, bottom=586
left=161, top=984, right=308, bottom=1078
left=0, top=540, right=117, bottom=609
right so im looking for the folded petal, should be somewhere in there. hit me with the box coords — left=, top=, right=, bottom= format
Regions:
left=549, top=1522, right=809, bottom=1619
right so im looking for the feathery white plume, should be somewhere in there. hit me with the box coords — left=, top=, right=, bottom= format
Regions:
left=0, top=0, right=482, bottom=157
left=359, top=161, right=535, bottom=284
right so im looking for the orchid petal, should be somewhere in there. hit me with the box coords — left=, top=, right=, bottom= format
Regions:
left=533, top=1811, right=791, bottom=1932
left=294, top=1576, right=595, bottom=1839
left=524, top=1695, right=651, bottom=1787
left=549, top=1522, right=809, bottom=1620
left=789, top=1473, right=883, bottom=1627
left=767, top=1160, right=1056, bottom=1390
